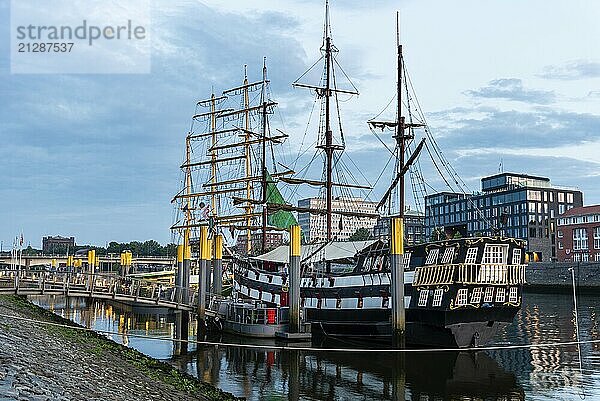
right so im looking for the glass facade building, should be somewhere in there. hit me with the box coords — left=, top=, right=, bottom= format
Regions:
left=424, top=173, right=583, bottom=261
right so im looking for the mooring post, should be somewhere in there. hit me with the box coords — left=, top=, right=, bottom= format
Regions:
left=197, top=226, right=209, bottom=336
left=87, top=249, right=95, bottom=293
left=183, top=229, right=192, bottom=305
left=289, top=225, right=302, bottom=334
left=205, top=238, right=213, bottom=296
left=212, top=234, right=223, bottom=296
left=176, top=245, right=184, bottom=303
left=391, top=217, right=405, bottom=348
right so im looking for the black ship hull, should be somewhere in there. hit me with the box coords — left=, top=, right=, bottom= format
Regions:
left=308, top=306, right=518, bottom=348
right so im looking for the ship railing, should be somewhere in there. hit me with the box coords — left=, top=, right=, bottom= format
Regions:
left=412, top=263, right=526, bottom=286
left=412, top=264, right=457, bottom=286
left=227, top=303, right=289, bottom=325
left=457, top=263, right=526, bottom=285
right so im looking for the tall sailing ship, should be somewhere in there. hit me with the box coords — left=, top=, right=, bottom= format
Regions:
left=172, top=2, right=527, bottom=347
left=171, top=59, right=298, bottom=253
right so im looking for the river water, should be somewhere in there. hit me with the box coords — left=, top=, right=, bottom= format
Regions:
left=31, top=292, right=600, bottom=401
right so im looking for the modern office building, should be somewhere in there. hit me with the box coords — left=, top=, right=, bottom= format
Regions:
left=424, top=173, right=583, bottom=261
left=556, top=205, right=600, bottom=262
left=298, top=196, right=379, bottom=242
left=42, top=236, right=75, bottom=254
left=372, top=209, right=425, bottom=245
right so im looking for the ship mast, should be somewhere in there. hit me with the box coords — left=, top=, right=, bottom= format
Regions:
left=323, top=3, right=333, bottom=241
left=243, top=66, right=253, bottom=254
left=210, top=93, right=218, bottom=219
left=261, top=58, right=268, bottom=253
left=396, top=13, right=405, bottom=221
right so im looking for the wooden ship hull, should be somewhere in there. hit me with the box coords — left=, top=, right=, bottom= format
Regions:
left=232, top=237, right=526, bottom=348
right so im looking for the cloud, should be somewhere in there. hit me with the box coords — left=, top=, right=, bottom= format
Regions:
left=464, top=78, right=556, bottom=104
left=538, top=60, right=600, bottom=80
left=431, top=106, right=600, bottom=150
left=0, top=1, right=311, bottom=245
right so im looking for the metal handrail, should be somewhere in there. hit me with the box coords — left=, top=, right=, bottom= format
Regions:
left=0, top=269, right=199, bottom=309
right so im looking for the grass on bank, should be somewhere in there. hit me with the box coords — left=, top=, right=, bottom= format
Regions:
left=1, top=295, right=241, bottom=401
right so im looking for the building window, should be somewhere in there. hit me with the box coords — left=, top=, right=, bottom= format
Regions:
left=441, top=247, right=455, bottom=264
left=495, top=287, right=506, bottom=303
left=558, top=241, right=563, bottom=250
left=418, top=289, right=429, bottom=307
left=512, top=249, right=522, bottom=265
left=470, top=287, right=483, bottom=304
left=425, top=249, right=439, bottom=265
left=573, top=228, right=588, bottom=251
left=456, top=289, right=468, bottom=306
left=557, top=230, right=563, bottom=238
left=432, top=288, right=443, bottom=307
left=484, top=287, right=494, bottom=303
left=465, top=248, right=478, bottom=264
left=595, top=254, right=600, bottom=262
left=509, top=287, right=518, bottom=303
left=594, top=227, right=600, bottom=250
left=574, top=253, right=581, bottom=262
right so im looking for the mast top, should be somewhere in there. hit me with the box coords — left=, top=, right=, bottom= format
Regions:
left=396, top=11, right=400, bottom=47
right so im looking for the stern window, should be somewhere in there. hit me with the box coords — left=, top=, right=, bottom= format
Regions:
left=470, top=287, right=483, bottom=304
left=484, top=287, right=494, bottom=303
left=512, top=249, right=522, bottom=265
left=456, top=289, right=468, bottom=306
left=495, top=287, right=506, bottom=303
left=425, top=249, right=439, bottom=265
left=418, top=289, right=429, bottom=307
left=441, top=247, right=456, bottom=264
left=432, top=288, right=444, bottom=307
left=465, top=248, right=478, bottom=264
left=509, top=287, right=518, bottom=303
left=483, top=245, right=508, bottom=265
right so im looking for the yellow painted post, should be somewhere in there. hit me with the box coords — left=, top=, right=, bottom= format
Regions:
left=390, top=217, right=405, bottom=347
left=213, top=235, right=223, bottom=295
left=87, top=250, right=96, bottom=271
left=205, top=238, right=213, bottom=293
left=289, top=225, right=302, bottom=333
left=197, top=226, right=209, bottom=334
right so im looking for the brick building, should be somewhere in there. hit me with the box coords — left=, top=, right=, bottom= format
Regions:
left=556, top=205, right=600, bottom=262
left=42, top=236, right=75, bottom=254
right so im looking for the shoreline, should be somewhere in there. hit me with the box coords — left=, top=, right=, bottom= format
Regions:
left=0, top=295, right=240, bottom=401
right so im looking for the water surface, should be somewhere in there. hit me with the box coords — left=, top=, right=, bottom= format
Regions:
left=32, top=292, right=600, bottom=400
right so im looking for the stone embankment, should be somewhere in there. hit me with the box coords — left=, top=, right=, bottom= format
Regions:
left=526, top=262, right=600, bottom=292
left=0, top=295, right=240, bottom=401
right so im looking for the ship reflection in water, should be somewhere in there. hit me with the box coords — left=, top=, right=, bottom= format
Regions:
left=30, top=292, right=600, bottom=400
left=184, top=341, right=523, bottom=401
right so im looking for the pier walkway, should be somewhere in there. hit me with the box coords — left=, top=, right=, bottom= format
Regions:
left=0, top=269, right=213, bottom=315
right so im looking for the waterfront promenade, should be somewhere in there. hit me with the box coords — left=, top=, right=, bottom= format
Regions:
left=0, top=295, right=238, bottom=401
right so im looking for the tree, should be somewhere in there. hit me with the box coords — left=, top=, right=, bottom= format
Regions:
left=348, top=227, right=370, bottom=241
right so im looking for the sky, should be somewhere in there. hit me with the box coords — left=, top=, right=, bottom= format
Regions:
left=1, top=0, right=599, bottom=248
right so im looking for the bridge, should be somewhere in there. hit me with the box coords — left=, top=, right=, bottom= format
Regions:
left=0, top=269, right=211, bottom=314
left=0, top=255, right=176, bottom=269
